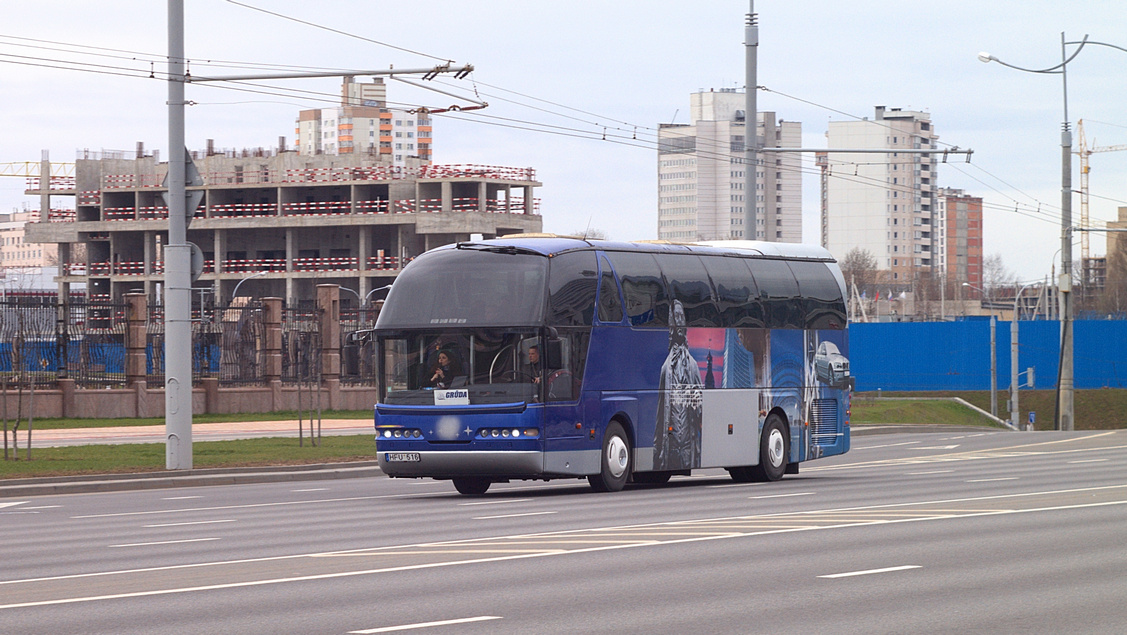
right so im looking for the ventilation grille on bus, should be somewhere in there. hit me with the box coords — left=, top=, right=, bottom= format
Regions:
left=811, top=398, right=839, bottom=445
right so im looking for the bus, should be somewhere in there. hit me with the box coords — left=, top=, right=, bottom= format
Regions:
left=372, top=236, right=852, bottom=495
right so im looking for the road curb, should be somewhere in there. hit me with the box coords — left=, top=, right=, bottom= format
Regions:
left=0, top=461, right=384, bottom=498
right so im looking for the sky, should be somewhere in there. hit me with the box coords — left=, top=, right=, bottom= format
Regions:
left=3, top=1, right=1126, bottom=282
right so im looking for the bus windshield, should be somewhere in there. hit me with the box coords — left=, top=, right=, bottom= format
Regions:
left=379, top=328, right=544, bottom=405
left=376, top=247, right=547, bottom=328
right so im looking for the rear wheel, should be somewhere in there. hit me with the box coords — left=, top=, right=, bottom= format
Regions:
left=452, top=477, right=491, bottom=496
left=588, top=422, right=631, bottom=492
left=751, top=413, right=789, bottom=482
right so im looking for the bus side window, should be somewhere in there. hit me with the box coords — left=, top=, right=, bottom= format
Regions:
left=702, top=255, right=763, bottom=328
left=597, top=257, right=624, bottom=323
left=751, top=258, right=802, bottom=329
left=606, top=251, right=668, bottom=327
left=787, top=260, right=847, bottom=329
left=548, top=251, right=598, bottom=326
left=655, top=253, right=720, bottom=327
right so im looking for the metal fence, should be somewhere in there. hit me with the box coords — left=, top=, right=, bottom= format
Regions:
left=1, top=299, right=129, bottom=388
left=147, top=301, right=266, bottom=387
left=282, top=306, right=321, bottom=385
left=340, top=307, right=377, bottom=385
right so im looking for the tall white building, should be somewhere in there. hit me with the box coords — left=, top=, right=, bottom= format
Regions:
left=296, top=77, right=432, bottom=165
left=824, top=106, right=938, bottom=282
left=657, top=89, right=802, bottom=242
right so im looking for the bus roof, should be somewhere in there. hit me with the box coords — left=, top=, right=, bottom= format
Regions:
left=445, top=235, right=838, bottom=262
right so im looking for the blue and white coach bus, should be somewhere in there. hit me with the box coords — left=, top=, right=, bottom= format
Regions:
left=372, top=236, right=852, bottom=495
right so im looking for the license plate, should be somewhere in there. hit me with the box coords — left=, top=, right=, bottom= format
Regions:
left=385, top=452, right=421, bottom=462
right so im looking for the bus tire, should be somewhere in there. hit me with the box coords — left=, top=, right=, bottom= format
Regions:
left=588, top=422, right=631, bottom=492
left=751, top=414, right=789, bottom=482
left=726, top=466, right=755, bottom=482
left=452, top=477, right=491, bottom=496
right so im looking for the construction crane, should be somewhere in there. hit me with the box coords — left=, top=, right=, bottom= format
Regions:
left=1075, top=119, right=1127, bottom=263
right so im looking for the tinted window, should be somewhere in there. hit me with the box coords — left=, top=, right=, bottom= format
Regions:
left=547, top=251, right=598, bottom=326
left=788, top=260, right=847, bottom=329
left=656, top=254, right=719, bottom=327
left=703, top=255, right=764, bottom=328
left=377, top=248, right=547, bottom=328
left=597, top=256, right=623, bottom=323
left=606, top=252, right=668, bottom=327
left=749, top=258, right=802, bottom=329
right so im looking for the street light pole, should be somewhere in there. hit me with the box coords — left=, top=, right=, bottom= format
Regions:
left=976, top=33, right=1111, bottom=432
left=743, top=0, right=759, bottom=241
left=1057, top=33, right=1075, bottom=432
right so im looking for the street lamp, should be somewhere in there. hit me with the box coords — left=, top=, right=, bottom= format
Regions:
left=977, top=33, right=1126, bottom=431
left=231, top=271, right=266, bottom=301
left=963, top=282, right=998, bottom=417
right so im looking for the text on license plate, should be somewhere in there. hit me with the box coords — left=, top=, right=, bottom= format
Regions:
left=385, top=452, right=421, bottom=462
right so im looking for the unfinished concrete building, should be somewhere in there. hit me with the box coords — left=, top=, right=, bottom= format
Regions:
left=25, top=148, right=542, bottom=305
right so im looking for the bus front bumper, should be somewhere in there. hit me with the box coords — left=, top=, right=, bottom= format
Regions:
left=378, top=450, right=545, bottom=479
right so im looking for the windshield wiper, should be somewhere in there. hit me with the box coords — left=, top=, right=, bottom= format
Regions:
left=455, top=243, right=541, bottom=256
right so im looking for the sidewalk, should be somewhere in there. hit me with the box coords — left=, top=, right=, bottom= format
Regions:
left=1, top=419, right=382, bottom=498
left=24, top=419, right=374, bottom=448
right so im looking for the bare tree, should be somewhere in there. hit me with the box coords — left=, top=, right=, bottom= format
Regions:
left=1099, top=250, right=1127, bottom=315
left=839, top=247, right=879, bottom=296
left=982, top=254, right=1017, bottom=306
left=568, top=227, right=609, bottom=240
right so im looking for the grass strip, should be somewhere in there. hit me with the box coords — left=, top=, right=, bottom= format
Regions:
left=851, top=398, right=1006, bottom=428
left=0, top=434, right=376, bottom=480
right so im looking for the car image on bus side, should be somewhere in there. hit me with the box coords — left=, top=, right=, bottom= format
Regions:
left=373, top=235, right=851, bottom=495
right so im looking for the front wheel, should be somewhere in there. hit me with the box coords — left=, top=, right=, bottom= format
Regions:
left=588, top=422, right=631, bottom=492
left=751, top=414, right=789, bottom=482
left=452, top=477, right=491, bottom=496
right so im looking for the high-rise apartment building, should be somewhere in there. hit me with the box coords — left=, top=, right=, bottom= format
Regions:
left=657, top=89, right=802, bottom=242
left=936, top=187, right=983, bottom=296
left=296, top=77, right=432, bottom=165
left=824, top=106, right=938, bottom=282
left=1, top=210, right=56, bottom=269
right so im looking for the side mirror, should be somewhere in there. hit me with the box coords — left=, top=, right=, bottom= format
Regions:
left=545, top=339, right=564, bottom=369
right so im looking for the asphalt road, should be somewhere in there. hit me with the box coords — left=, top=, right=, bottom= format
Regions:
left=2, top=429, right=1126, bottom=634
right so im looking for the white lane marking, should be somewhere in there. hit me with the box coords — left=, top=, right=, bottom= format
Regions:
left=162, top=496, right=203, bottom=500
left=108, top=538, right=220, bottom=548
left=906, top=470, right=954, bottom=475
left=12, top=483, right=1127, bottom=610
left=967, top=477, right=1019, bottom=483
left=819, top=565, right=921, bottom=579
left=21, top=505, right=61, bottom=510
left=473, top=511, right=557, bottom=520
left=917, top=445, right=961, bottom=450
left=459, top=498, right=531, bottom=507
left=806, top=432, right=1126, bottom=473
left=143, top=520, right=237, bottom=528
left=852, top=441, right=921, bottom=451
left=749, top=492, right=815, bottom=499
left=1069, top=459, right=1108, bottom=464
left=350, top=616, right=502, bottom=633
left=291, top=488, right=328, bottom=492
left=71, top=494, right=402, bottom=519
left=0, top=502, right=28, bottom=510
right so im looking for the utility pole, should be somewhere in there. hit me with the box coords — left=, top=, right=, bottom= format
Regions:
left=163, top=2, right=477, bottom=469
left=743, top=1, right=758, bottom=240
left=166, top=0, right=192, bottom=469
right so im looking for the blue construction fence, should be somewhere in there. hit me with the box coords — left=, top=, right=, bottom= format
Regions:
left=850, top=318, right=1127, bottom=391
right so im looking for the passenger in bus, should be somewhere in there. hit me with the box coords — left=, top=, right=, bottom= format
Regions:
left=526, top=345, right=542, bottom=384
left=426, top=351, right=462, bottom=389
